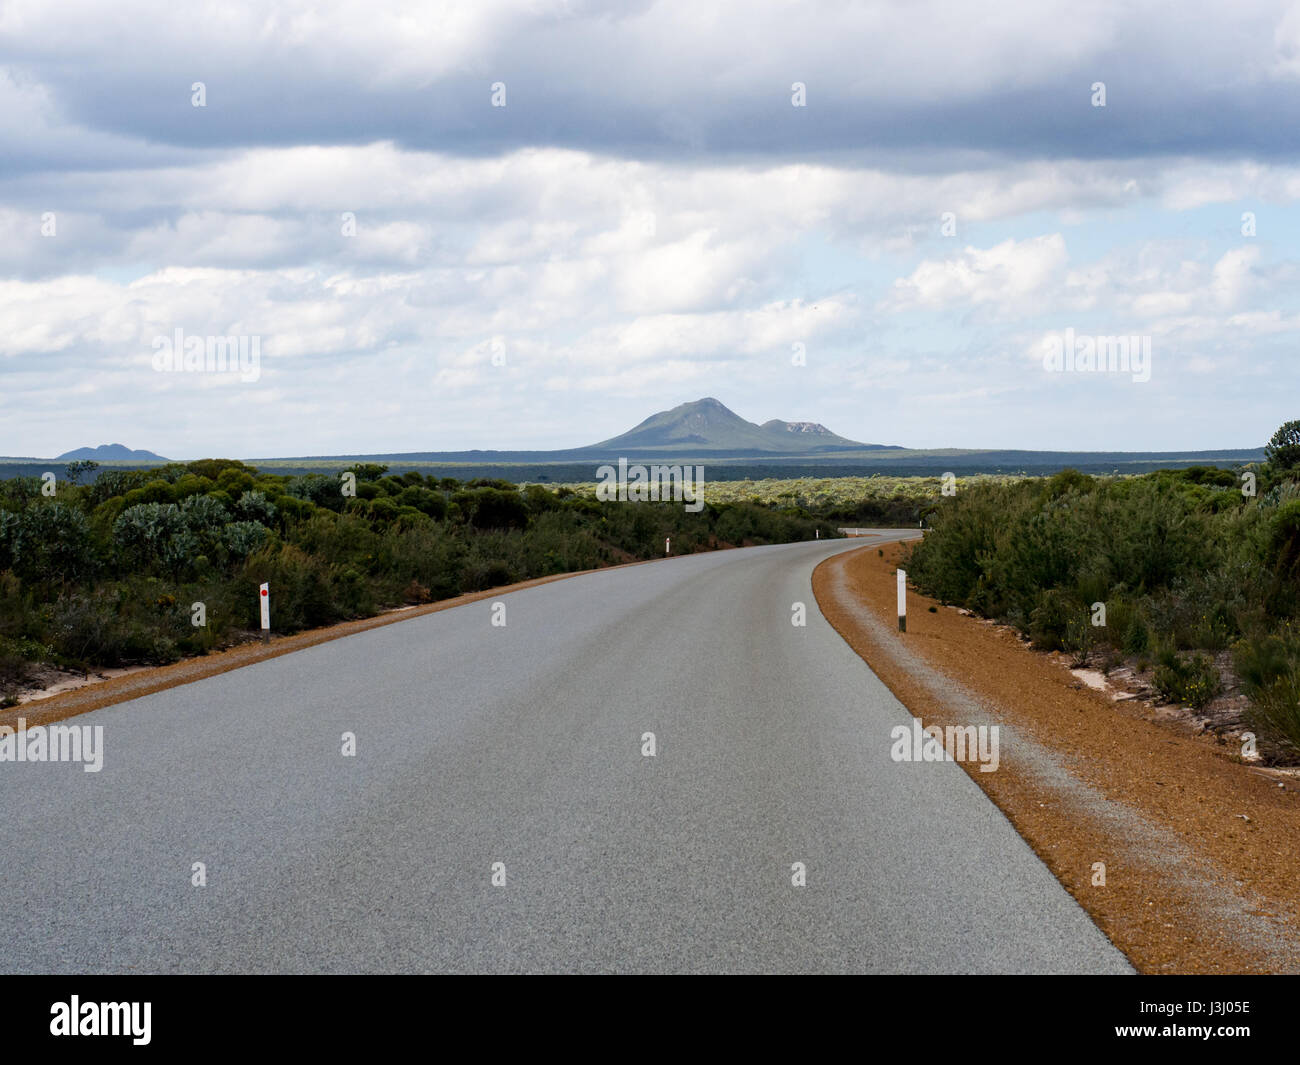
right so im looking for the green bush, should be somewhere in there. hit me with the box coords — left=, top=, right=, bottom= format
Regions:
left=113, top=502, right=196, bottom=576
left=286, top=473, right=346, bottom=511
left=0, top=461, right=917, bottom=677
left=465, top=488, right=530, bottom=530
left=223, top=521, right=269, bottom=559
left=1027, top=588, right=1081, bottom=652
left=233, top=490, right=277, bottom=525
left=241, top=544, right=342, bottom=631
left=13, top=503, right=98, bottom=585
left=462, top=557, right=515, bottom=591
left=1265, top=420, right=1300, bottom=475
left=0, top=635, right=47, bottom=700
left=122, top=479, right=177, bottom=507
left=1233, top=633, right=1300, bottom=756
left=1122, top=609, right=1150, bottom=654
left=1153, top=649, right=1222, bottom=709
left=396, top=486, right=448, bottom=519
left=1269, top=499, right=1300, bottom=576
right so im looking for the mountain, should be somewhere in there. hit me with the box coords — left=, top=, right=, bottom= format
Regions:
left=55, top=444, right=170, bottom=462
left=761, top=418, right=845, bottom=438
left=588, top=398, right=891, bottom=453
left=236, top=396, right=1262, bottom=477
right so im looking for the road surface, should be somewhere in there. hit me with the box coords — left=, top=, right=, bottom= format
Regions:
left=0, top=533, right=1131, bottom=973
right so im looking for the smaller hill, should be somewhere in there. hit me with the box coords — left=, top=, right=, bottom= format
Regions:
left=55, top=444, right=170, bottom=462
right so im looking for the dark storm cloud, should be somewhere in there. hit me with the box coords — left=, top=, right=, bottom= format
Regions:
left=4, top=0, right=1300, bottom=170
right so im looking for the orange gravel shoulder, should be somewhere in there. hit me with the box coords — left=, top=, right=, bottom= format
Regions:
left=814, top=540, right=1300, bottom=974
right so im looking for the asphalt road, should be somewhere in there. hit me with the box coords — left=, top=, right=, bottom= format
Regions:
left=0, top=533, right=1131, bottom=973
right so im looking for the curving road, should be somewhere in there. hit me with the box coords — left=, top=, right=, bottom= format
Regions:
left=0, top=533, right=1131, bottom=973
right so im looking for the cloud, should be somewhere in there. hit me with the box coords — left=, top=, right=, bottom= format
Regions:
left=4, top=2, right=1300, bottom=455
left=2, top=0, right=1300, bottom=166
left=882, top=235, right=1069, bottom=314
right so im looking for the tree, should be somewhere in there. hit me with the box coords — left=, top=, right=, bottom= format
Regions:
left=234, top=490, right=277, bottom=525
left=16, top=503, right=96, bottom=584
left=112, top=502, right=196, bottom=575
left=286, top=473, right=345, bottom=511
left=1265, top=420, right=1300, bottom=474
left=466, top=487, right=529, bottom=530
left=353, top=463, right=389, bottom=483
left=65, top=460, right=99, bottom=485
left=223, top=521, right=269, bottom=559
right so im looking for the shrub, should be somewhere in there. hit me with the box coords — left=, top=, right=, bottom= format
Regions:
left=396, top=486, right=448, bottom=519
left=1269, top=499, right=1300, bottom=576
left=1153, top=649, right=1222, bottom=709
left=1265, top=420, right=1300, bottom=475
left=13, top=503, right=97, bottom=585
left=87, top=468, right=150, bottom=505
left=186, top=459, right=255, bottom=481
left=241, top=544, right=340, bottom=631
left=368, top=497, right=399, bottom=521
left=466, top=488, right=530, bottom=530
left=0, top=635, right=46, bottom=699
left=0, top=508, right=20, bottom=572
left=171, top=473, right=215, bottom=500
left=223, top=521, right=269, bottom=559
left=285, top=473, right=345, bottom=511
left=1233, top=634, right=1300, bottom=756
left=906, top=485, right=1014, bottom=606
left=180, top=493, right=231, bottom=543
left=462, top=557, right=515, bottom=590
left=214, top=468, right=257, bottom=497
left=1122, top=609, right=1150, bottom=654
left=113, top=503, right=196, bottom=576
left=122, top=479, right=177, bottom=507
left=382, top=522, right=465, bottom=599
left=1064, top=611, right=1094, bottom=667
left=1028, top=588, right=1081, bottom=652
left=233, top=490, right=277, bottom=525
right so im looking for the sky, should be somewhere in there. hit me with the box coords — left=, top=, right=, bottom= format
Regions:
left=3, top=0, right=1300, bottom=458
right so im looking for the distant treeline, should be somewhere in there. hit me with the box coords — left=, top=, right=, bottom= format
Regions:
left=0, top=448, right=1265, bottom=486
left=0, top=460, right=840, bottom=700
left=905, top=422, right=1300, bottom=761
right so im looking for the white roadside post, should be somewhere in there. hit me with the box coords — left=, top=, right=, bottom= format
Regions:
left=665, top=537, right=671, bottom=555
left=897, top=568, right=906, bottom=633
left=259, top=582, right=270, bottom=644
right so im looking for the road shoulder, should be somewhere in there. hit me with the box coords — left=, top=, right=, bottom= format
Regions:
left=814, top=540, right=1300, bottom=974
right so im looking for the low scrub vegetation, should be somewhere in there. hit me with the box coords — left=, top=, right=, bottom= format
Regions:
left=0, top=461, right=835, bottom=697
left=905, top=422, right=1300, bottom=761
left=544, top=473, right=1009, bottom=527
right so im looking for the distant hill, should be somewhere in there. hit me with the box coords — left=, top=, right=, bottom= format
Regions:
left=589, top=397, right=895, bottom=453
left=0, top=397, right=1269, bottom=484
left=55, top=444, right=170, bottom=462
left=247, top=398, right=898, bottom=465
left=238, top=395, right=1264, bottom=477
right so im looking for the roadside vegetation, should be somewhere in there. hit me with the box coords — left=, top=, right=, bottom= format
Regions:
left=904, top=421, right=1300, bottom=762
left=0, top=461, right=839, bottom=702
left=541, top=473, right=1005, bottom=527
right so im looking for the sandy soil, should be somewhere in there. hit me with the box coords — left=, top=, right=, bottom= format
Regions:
left=813, top=540, right=1300, bottom=974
